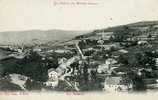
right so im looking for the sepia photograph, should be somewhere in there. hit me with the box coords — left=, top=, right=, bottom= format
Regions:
left=0, top=0, right=158, bottom=100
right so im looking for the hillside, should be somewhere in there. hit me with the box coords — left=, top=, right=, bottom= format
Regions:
left=75, top=21, right=158, bottom=39
left=1, top=21, right=158, bottom=91
left=98, top=20, right=158, bottom=32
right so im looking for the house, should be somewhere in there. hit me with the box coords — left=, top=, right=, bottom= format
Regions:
left=54, top=49, right=71, bottom=54
left=97, top=58, right=117, bottom=74
left=105, top=58, right=117, bottom=65
left=97, top=64, right=109, bottom=74
left=118, top=49, right=128, bottom=54
left=9, top=74, right=28, bottom=90
left=143, top=78, right=158, bottom=89
left=45, top=68, right=59, bottom=88
left=33, top=46, right=42, bottom=52
left=103, top=76, right=133, bottom=92
left=137, top=41, right=148, bottom=45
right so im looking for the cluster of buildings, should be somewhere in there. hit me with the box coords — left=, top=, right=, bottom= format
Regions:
left=1, top=24, right=158, bottom=92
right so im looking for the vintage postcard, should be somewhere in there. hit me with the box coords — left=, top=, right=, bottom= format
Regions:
left=0, top=0, right=158, bottom=100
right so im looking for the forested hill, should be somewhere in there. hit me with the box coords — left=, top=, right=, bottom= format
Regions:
left=75, top=21, right=158, bottom=40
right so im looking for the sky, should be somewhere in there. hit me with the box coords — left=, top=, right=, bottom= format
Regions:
left=0, top=0, right=158, bottom=32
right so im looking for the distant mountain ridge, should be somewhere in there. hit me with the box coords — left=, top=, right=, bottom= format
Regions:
left=0, top=29, right=89, bottom=45
left=1, top=21, right=158, bottom=46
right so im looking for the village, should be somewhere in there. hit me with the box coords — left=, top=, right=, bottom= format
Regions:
left=1, top=21, right=158, bottom=92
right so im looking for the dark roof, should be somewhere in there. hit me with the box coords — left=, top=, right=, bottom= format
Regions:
left=105, top=76, right=131, bottom=85
left=142, top=78, right=157, bottom=84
